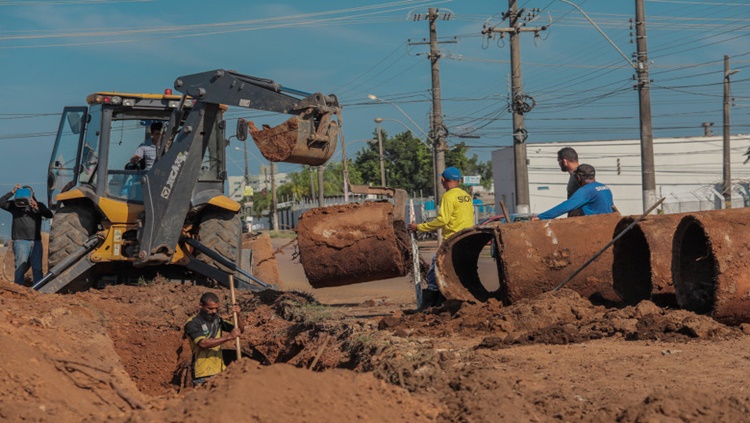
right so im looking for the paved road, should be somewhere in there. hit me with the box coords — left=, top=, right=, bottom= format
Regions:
left=273, top=238, right=498, bottom=307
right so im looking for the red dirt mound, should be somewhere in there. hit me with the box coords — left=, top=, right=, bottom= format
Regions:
left=131, top=360, right=440, bottom=422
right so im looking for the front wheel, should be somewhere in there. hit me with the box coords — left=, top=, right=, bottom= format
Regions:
left=48, top=205, right=96, bottom=269
left=195, top=209, right=242, bottom=273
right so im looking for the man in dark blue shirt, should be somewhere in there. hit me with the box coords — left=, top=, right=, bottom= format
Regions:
left=0, top=185, right=53, bottom=285
left=534, top=164, right=615, bottom=220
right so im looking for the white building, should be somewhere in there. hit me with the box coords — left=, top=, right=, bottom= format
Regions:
left=247, top=165, right=288, bottom=193
left=227, top=176, right=246, bottom=202
left=492, top=134, right=750, bottom=216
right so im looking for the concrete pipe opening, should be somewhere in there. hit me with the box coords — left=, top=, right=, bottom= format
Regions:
left=436, top=227, right=504, bottom=302
left=673, top=217, right=716, bottom=315
left=612, top=219, right=652, bottom=305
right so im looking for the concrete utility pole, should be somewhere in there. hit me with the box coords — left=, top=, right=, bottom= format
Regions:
left=635, top=0, right=657, bottom=212
left=428, top=8, right=447, bottom=203
left=723, top=54, right=740, bottom=209
left=271, top=161, right=278, bottom=231
left=410, top=8, right=454, bottom=205
left=482, top=1, right=545, bottom=214
left=374, top=118, right=386, bottom=186
left=309, top=166, right=315, bottom=202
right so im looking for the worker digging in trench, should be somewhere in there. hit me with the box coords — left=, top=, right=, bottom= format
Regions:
left=184, top=292, right=245, bottom=386
left=408, top=166, right=474, bottom=310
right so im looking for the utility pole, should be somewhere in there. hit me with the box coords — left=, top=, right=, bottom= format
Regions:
left=723, top=54, right=739, bottom=209
left=410, top=8, right=454, bottom=205
left=635, top=0, right=657, bottom=212
left=482, top=1, right=545, bottom=214
left=428, top=8, right=447, bottom=204
left=374, top=118, right=386, bottom=186
left=309, top=166, right=315, bottom=202
left=271, top=161, right=278, bottom=231
left=317, top=165, right=325, bottom=207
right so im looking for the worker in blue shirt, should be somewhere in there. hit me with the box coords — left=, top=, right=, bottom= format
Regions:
left=533, top=164, right=615, bottom=220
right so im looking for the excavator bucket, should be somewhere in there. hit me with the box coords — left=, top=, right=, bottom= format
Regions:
left=249, top=116, right=338, bottom=166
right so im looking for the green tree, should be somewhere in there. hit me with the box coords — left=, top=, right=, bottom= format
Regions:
left=251, top=189, right=272, bottom=217
left=354, top=131, right=433, bottom=195
left=268, top=132, right=493, bottom=205
left=276, top=161, right=364, bottom=200
left=446, top=142, right=493, bottom=189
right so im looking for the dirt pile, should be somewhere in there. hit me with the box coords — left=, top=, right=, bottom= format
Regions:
left=0, top=283, right=147, bottom=422
left=133, top=360, right=440, bottom=422
left=2, top=276, right=750, bottom=422
left=373, top=289, right=738, bottom=345
left=241, top=232, right=282, bottom=288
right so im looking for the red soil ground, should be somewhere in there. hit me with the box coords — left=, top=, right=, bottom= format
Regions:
left=1, top=237, right=749, bottom=422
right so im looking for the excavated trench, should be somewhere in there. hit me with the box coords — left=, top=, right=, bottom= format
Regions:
left=437, top=214, right=623, bottom=306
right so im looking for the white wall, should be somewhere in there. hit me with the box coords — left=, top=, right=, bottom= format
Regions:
left=492, top=134, right=750, bottom=216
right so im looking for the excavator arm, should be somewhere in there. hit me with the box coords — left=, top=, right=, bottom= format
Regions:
left=137, top=69, right=341, bottom=266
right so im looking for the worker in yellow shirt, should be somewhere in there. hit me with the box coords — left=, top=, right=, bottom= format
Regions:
left=408, top=166, right=474, bottom=309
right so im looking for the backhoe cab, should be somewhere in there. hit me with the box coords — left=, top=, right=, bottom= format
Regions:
left=40, top=69, right=341, bottom=293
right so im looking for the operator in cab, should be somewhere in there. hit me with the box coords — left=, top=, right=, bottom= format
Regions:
left=129, top=121, right=162, bottom=171
left=408, top=166, right=474, bottom=310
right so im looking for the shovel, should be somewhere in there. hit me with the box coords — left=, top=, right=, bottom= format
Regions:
left=228, top=275, right=242, bottom=361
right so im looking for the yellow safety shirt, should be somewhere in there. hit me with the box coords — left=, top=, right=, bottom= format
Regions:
left=417, top=187, right=474, bottom=239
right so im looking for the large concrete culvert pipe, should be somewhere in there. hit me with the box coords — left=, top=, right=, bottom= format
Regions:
left=612, top=214, right=684, bottom=307
left=436, top=213, right=623, bottom=305
left=297, top=202, right=411, bottom=288
left=672, top=209, right=750, bottom=325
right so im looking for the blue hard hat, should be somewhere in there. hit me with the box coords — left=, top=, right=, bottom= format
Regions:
left=441, top=166, right=462, bottom=181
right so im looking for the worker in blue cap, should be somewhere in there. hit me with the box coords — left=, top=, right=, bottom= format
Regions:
left=408, top=166, right=474, bottom=310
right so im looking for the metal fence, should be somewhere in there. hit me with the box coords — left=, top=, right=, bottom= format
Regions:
left=253, top=195, right=496, bottom=231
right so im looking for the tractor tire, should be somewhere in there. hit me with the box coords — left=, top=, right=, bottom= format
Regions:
left=196, top=210, right=242, bottom=274
left=48, top=205, right=96, bottom=269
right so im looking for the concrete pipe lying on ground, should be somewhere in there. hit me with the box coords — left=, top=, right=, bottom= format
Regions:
left=612, top=214, right=684, bottom=307
left=296, top=202, right=410, bottom=288
left=672, top=208, right=750, bottom=325
left=436, top=213, right=623, bottom=305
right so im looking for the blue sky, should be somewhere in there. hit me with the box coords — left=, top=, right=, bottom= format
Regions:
left=1, top=0, right=749, bottom=237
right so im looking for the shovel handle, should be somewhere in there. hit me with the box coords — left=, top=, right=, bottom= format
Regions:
left=228, top=275, right=242, bottom=360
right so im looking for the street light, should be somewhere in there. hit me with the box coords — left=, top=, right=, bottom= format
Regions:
left=341, top=139, right=377, bottom=200
left=367, top=94, right=430, bottom=140
left=368, top=94, right=440, bottom=202
left=374, top=117, right=430, bottom=144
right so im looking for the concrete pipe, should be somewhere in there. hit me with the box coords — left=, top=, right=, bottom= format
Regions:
left=612, top=214, right=685, bottom=307
left=672, top=208, right=750, bottom=325
left=297, top=202, right=410, bottom=288
left=436, top=213, right=622, bottom=305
